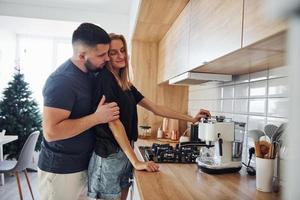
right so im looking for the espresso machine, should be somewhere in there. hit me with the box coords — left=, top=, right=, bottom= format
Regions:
left=196, top=117, right=245, bottom=174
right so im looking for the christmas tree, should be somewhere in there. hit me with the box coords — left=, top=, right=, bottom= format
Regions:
left=0, top=72, right=42, bottom=159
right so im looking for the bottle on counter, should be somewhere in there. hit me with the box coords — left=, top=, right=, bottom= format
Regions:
left=157, top=127, right=163, bottom=139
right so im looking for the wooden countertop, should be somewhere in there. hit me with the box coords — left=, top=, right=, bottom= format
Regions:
left=134, top=139, right=281, bottom=200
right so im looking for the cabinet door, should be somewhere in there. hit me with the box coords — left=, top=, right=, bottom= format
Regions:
left=243, top=0, right=287, bottom=47
left=158, top=3, right=190, bottom=83
left=189, top=0, right=243, bottom=69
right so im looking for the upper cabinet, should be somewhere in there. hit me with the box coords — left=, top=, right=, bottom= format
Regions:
left=158, top=3, right=190, bottom=83
left=242, top=0, right=287, bottom=47
left=153, top=0, right=288, bottom=84
left=189, top=0, right=243, bottom=69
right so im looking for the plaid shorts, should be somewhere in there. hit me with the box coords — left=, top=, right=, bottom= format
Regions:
left=87, top=150, right=133, bottom=200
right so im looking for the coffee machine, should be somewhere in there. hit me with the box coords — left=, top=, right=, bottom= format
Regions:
left=196, top=118, right=245, bottom=174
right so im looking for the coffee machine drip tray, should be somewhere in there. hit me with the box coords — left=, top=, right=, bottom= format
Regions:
left=196, top=157, right=242, bottom=174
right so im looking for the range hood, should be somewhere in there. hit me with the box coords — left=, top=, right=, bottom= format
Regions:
left=168, top=72, right=232, bottom=85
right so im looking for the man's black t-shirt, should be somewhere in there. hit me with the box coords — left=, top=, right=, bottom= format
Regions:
left=38, top=59, right=95, bottom=174
left=93, top=67, right=144, bottom=157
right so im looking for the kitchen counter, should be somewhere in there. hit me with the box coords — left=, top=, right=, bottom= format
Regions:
left=133, top=139, right=281, bottom=200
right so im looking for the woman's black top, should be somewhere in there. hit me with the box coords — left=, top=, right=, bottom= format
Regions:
left=92, top=67, right=144, bottom=158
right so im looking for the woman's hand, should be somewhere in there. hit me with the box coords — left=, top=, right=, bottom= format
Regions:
left=133, top=160, right=159, bottom=172
left=192, top=109, right=211, bottom=124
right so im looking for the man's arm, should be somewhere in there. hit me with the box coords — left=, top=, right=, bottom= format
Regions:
left=108, top=120, right=159, bottom=172
left=43, top=96, right=119, bottom=142
left=138, top=98, right=211, bottom=123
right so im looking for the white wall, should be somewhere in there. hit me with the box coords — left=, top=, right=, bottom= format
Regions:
left=0, top=16, right=79, bottom=38
left=0, top=30, right=16, bottom=98
left=129, top=0, right=141, bottom=42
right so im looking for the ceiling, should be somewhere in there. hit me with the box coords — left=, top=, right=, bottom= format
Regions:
left=0, top=0, right=135, bottom=39
left=0, top=0, right=132, bottom=15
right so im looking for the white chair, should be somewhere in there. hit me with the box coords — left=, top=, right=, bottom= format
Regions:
left=0, top=129, right=6, bottom=137
left=0, top=131, right=39, bottom=200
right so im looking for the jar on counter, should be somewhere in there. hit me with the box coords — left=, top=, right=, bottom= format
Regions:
left=138, top=125, right=152, bottom=138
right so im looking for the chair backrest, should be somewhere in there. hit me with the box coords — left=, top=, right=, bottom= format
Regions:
left=0, top=129, right=6, bottom=137
left=14, top=131, right=40, bottom=171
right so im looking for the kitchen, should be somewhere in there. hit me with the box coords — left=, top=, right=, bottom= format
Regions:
left=129, top=0, right=296, bottom=199
left=0, top=0, right=299, bottom=200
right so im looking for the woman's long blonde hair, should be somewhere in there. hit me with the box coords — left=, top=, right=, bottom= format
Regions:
left=108, top=33, right=132, bottom=91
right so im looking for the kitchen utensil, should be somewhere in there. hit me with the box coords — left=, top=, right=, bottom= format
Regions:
left=171, top=130, right=179, bottom=140
left=279, top=140, right=287, bottom=158
left=259, top=135, right=271, bottom=143
left=162, top=118, right=179, bottom=139
left=271, top=122, right=287, bottom=143
left=255, top=141, right=272, bottom=158
left=255, top=141, right=262, bottom=158
left=272, top=151, right=280, bottom=192
left=268, top=143, right=273, bottom=159
left=264, top=124, right=278, bottom=139
left=260, top=141, right=271, bottom=158
left=272, top=170, right=280, bottom=193
left=248, top=129, right=265, bottom=142
left=162, top=118, right=169, bottom=132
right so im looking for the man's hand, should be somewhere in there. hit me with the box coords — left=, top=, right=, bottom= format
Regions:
left=192, top=109, right=211, bottom=124
left=95, top=95, right=119, bottom=124
left=133, top=160, right=159, bottom=172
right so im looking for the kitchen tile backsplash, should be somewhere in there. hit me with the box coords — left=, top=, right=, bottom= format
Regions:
left=234, top=83, right=249, bottom=98
left=249, top=80, right=267, bottom=97
left=188, top=66, right=288, bottom=177
left=249, top=99, right=266, bottom=115
left=234, top=99, right=248, bottom=114
left=221, top=99, right=234, bottom=113
left=268, top=77, right=288, bottom=97
left=221, top=85, right=234, bottom=99
left=188, top=66, right=288, bottom=131
left=268, top=98, right=289, bottom=118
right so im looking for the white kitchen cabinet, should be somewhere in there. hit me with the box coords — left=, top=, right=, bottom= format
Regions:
left=189, top=0, right=243, bottom=69
left=156, top=0, right=287, bottom=82
left=243, top=0, right=287, bottom=47
left=158, top=3, right=190, bottom=83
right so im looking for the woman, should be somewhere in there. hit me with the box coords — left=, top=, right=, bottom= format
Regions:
left=88, top=33, right=211, bottom=200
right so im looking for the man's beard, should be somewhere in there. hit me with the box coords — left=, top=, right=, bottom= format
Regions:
left=84, top=59, right=106, bottom=73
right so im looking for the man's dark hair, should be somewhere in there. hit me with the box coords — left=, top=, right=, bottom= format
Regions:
left=72, top=23, right=110, bottom=47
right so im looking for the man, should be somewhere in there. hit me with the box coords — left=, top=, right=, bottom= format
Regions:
left=38, top=23, right=119, bottom=200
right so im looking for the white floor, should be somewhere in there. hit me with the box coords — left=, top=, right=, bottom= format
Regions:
left=0, top=171, right=39, bottom=200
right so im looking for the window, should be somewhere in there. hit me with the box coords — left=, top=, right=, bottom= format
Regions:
left=17, top=35, right=72, bottom=110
